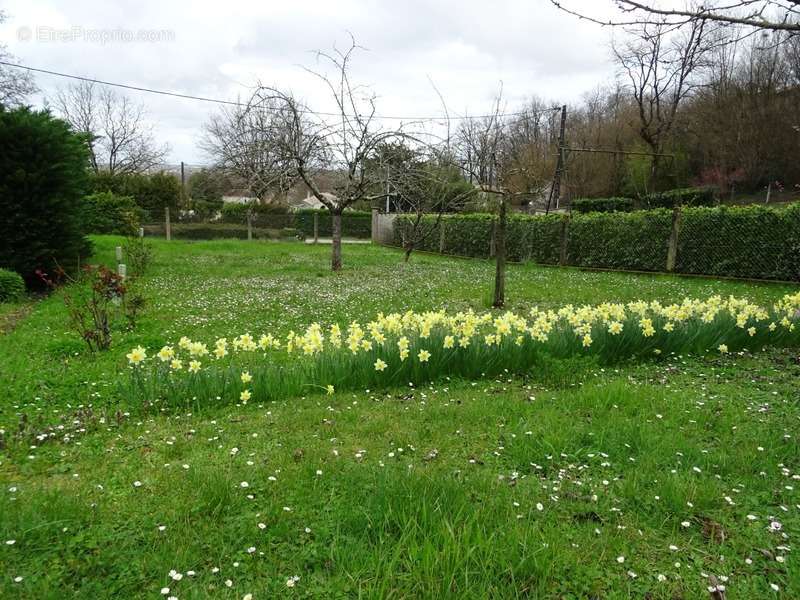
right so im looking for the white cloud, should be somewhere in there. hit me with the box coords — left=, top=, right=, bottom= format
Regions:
left=1, top=0, right=618, bottom=163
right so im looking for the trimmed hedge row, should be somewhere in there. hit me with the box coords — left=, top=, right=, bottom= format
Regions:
left=677, top=205, right=800, bottom=281
left=392, top=203, right=800, bottom=281
left=294, top=210, right=373, bottom=239
left=644, top=187, right=717, bottom=209
left=142, top=223, right=301, bottom=241
left=571, top=188, right=717, bottom=214
left=219, top=206, right=372, bottom=238
left=572, top=197, right=634, bottom=214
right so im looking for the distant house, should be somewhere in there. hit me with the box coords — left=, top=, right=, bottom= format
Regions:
left=288, top=192, right=338, bottom=211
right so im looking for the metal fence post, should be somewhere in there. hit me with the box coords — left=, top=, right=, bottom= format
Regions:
left=247, top=211, right=253, bottom=241
left=165, top=206, right=171, bottom=241
left=314, top=212, right=319, bottom=244
left=439, top=220, right=446, bottom=254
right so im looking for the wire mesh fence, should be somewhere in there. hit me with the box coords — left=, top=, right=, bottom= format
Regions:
left=387, top=204, right=800, bottom=282
left=140, top=209, right=373, bottom=241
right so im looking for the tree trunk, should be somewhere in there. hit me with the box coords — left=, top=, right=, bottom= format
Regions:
left=493, top=196, right=507, bottom=309
left=331, top=211, right=342, bottom=271
left=404, top=240, right=414, bottom=263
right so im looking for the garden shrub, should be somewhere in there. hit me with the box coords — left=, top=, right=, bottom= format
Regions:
left=82, top=191, right=143, bottom=235
left=90, top=171, right=181, bottom=220
left=644, top=186, right=716, bottom=209
left=0, top=268, right=25, bottom=302
left=220, top=203, right=250, bottom=224
left=571, top=197, right=634, bottom=214
left=0, top=106, right=92, bottom=285
left=179, top=199, right=223, bottom=223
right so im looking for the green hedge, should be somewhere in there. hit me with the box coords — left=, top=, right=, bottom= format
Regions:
left=0, top=268, right=25, bottom=302
left=391, top=204, right=800, bottom=281
left=294, top=210, right=372, bottom=239
left=142, top=223, right=302, bottom=241
left=218, top=206, right=372, bottom=238
left=677, top=204, right=800, bottom=281
left=567, top=210, right=673, bottom=272
left=644, top=187, right=717, bottom=209
left=220, top=204, right=293, bottom=228
left=571, top=197, right=634, bottom=214
left=82, top=191, right=144, bottom=234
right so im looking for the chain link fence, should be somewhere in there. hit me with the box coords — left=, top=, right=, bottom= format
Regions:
left=387, top=204, right=800, bottom=282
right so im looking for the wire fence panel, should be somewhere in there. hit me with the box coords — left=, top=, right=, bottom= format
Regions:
left=388, top=204, right=800, bottom=282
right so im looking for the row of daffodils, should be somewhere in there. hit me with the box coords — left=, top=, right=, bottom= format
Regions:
left=125, top=292, right=800, bottom=407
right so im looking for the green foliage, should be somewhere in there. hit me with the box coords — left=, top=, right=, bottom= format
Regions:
left=142, top=223, right=300, bottom=240
left=0, top=106, right=91, bottom=285
left=82, top=191, right=143, bottom=235
left=677, top=204, right=800, bottom=280
left=572, top=197, right=634, bottom=214
left=644, top=186, right=717, bottom=209
left=219, top=202, right=292, bottom=227
left=89, top=171, right=181, bottom=219
left=0, top=268, right=25, bottom=302
left=186, top=199, right=223, bottom=222
left=620, top=153, right=652, bottom=198
left=187, top=167, right=227, bottom=203
left=294, top=209, right=373, bottom=239
left=568, top=210, right=673, bottom=272
left=220, top=206, right=371, bottom=238
left=122, top=235, right=153, bottom=279
left=393, top=204, right=800, bottom=281
left=61, top=265, right=128, bottom=352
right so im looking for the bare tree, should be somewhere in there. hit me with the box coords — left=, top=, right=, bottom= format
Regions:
left=383, top=144, right=476, bottom=262
left=502, top=98, right=562, bottom=209
left=53, top=81, right=169, bottom=175
left=613, top=18, right=715, bottom=183
left=202, top=96, right=297, bottom=202
left=551, top=1, right=800, bottom=35
left=0, top=11, right=37, bottom=107
left=246, top=38, right=407, bottom=271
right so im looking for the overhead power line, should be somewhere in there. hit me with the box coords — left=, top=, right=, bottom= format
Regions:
left=0, top=60, right=562, bottom=121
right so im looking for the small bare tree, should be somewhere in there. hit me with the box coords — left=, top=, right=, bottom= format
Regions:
left=382, top=144, right=476, bottom=262
left=246, top=38, right=407, bottom=271
left=0, top=11, right=37, bottom=107
left=455, top=93, right=512, bottom=308
left=53, top=81, right=169, bottom=175
left=202, top=96, right=297, bottom=203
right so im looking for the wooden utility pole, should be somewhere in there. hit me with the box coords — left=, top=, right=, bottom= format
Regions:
left=546, top=104, right=568, bottom=215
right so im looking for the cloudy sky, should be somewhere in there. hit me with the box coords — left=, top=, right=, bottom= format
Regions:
left=1, top=0, right=620, bottom=164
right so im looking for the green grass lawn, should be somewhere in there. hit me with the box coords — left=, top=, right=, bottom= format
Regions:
left=1, top=237, right=798, bottom=598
